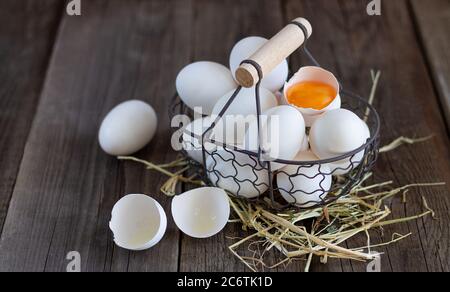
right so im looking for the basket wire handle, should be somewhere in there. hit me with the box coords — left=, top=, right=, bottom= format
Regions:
left=236, top=19, right=313, bottom=165
left=236, top=20, right=313, bottom=207
left=201, top=18, right=313, bottom=200
left=200, top=86, right=243, bottom=167
left=239, top=60, right=265, bottom=162
left=238, top=59, right=278, bottom=204
left=290, top=21, right=321, bottom=68
left=235, top=18, right=312, bottom=88
left=200, top=18, right=312, bottom=165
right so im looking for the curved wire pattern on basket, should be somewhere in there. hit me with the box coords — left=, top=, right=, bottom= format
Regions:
left=170, top=91, right=379, bottom=210
left=205, top=147, right=271, bottom=200
left=169, top=28, right=380, bottom=210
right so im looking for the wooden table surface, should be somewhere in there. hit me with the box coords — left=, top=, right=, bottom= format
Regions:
left=0, top=0, right=449, bottom=272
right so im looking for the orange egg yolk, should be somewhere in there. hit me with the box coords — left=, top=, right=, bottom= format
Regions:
left=287, top=81, right=337, bottom=110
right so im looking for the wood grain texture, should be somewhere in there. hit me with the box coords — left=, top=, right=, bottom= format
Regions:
left=0, top=0, right=449, bottom=272
left=411, top=0, right=450, bottom=132
left=0, top=0, right=191, bottom=272
left=0, top=0, right=63, bottom=235
left=285, top=0, right=450, bottom=272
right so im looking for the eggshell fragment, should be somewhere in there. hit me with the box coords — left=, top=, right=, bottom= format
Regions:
left=244, top=105, right=306, bottom=171
left=206, top=149, right=269, bottom=198
left=277, top=151, right=332, bottom=207
left=283, top=66, right=341, bottom=127
left=211, top=87, right=278, bottom=145
left=109, top=194, right=167, bottom=251
left=230, top=36, right=289, bottom=92
left=176, top=62, right=238, bottom=115
left=182, top=117, right=216, bottom=164
left=99, top=100, right=157, bottom=156
left=171, top=187, right=230, bottom=238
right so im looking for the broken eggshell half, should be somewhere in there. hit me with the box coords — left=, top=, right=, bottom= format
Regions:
left=283, top=66, right=341, bottom=127
left=171, top=187, right=230, bottom=239
left=110, top=194, right=167, bottom=251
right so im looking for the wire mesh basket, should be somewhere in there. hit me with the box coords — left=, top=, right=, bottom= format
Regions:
left=170, top=18, right=380, bottom=210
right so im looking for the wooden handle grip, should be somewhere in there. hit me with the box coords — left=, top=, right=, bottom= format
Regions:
left=235, top=18, right=312, bottom=88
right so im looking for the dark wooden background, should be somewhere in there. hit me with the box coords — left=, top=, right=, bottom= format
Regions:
left=0, top=0, right=449, bottom=272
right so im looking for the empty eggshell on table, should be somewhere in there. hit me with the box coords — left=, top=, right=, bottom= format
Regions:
left=182, top=117, right=216, bottom=164
left=283, top=66, right=341, bottom=127
left=211, top=87, right=278, bottom=146
left=244, top=105, right=306, bottom=171
left=109, top=194, right=167, bottom=251
left=206, top=149, right=269, bottom=198
left=176, top=61, right=238, bottom=115
left=171, top=187, right=230, bottom=238
left=229, top=36, right=289, bottom=93
left=99, top=100, right=157, bottom=156
left=277, top=150, right=332, bottom=207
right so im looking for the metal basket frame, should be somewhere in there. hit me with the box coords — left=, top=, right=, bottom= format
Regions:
left=170, top=31, right=380, bottom=211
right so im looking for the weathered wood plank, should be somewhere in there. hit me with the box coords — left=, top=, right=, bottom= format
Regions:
left=411, top=0, right=450, bottom=132
left=285, top=0, right=450, bottom=272
left=1, top=0, right=448, bottom=273
left=0, top=0, right=192, bottom=272
left=0, top=0, right=63, bottom=235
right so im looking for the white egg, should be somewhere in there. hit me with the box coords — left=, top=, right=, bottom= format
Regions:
left=182, top=117, right=216, bottom=164
left=277, top=151, right=332, bottom=208
left=99, top=100, right=157, bottom=156
left=283, top=66, right=341, bottom=127
left=230, top=36, right=289, bottom=92
left=327, top=122, right=370, bottom=175
left=211, top=87, right=278, bottom=145
left=176, top=62, right=237, bottom=115
left=310, top=109, right=370, bottom=159
left=109, top=194, right=167, bottom=251
left=244, top=105, right=306, bottom=171
left=206, top=149, right=269, bottom=198
left=171, top=187, right=230, bottom=238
